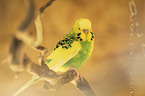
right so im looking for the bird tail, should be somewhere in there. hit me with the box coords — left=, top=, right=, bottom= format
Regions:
left=12, top=76, right=41, bottom=96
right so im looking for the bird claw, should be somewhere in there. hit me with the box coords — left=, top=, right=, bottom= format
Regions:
left=67, top=67, right=83, bottom=82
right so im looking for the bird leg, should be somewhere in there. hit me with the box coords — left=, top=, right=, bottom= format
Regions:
left=67, top=67, right=84, bottom=82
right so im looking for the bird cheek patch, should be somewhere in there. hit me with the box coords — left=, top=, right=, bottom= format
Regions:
left=87, top=31, right=94, bottom=42
left=79, top=32, right=86, bottom=41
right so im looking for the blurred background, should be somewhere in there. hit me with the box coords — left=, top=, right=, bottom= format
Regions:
left=0, top=0, right=145, bottom=96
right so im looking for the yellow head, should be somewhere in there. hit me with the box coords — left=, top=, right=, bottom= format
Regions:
left=71, top=18, right=94, bottom=42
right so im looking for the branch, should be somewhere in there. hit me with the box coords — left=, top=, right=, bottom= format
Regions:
left=39, top=0, right=55, bottom=14
left=18, top=0, right=35, bottom=32
left=26, top=53, right=96, bottom=96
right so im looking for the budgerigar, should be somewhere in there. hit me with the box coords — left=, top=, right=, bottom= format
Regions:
left=13, top=18, right=95, bottom=96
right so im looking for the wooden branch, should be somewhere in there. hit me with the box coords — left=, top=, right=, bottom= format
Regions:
left=39, top=0, right=55, bottom=14
left=18, top=0, right=35, bottom=32
left=76, top=78, right=96, bottom=96
left=25, top=54, right=96, bottom=96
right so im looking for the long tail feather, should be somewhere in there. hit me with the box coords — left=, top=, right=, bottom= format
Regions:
left=12, top=76, right=41, bottom=96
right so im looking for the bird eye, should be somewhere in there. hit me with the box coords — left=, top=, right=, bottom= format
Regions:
left=78, top=28, right=80, bottom=30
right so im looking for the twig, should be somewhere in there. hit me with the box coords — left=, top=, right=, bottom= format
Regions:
left=18, top=0, right=35, bottom=32
left=39, top=0, right=55, bottom=14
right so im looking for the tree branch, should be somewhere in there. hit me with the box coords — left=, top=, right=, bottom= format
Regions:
left=18, top=0, right=35, bottom=32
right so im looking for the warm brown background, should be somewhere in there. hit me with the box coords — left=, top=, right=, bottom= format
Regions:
left=0, top=0, right=145, bottom=96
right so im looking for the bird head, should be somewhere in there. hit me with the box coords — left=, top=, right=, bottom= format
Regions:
left=71, top=18, right=94, bottom=42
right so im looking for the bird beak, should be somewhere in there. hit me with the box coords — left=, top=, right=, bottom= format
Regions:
left=83, top=29, right=89, bottom=35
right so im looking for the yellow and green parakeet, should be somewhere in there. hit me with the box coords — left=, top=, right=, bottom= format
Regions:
left=13, top=18, right=95, bottom=96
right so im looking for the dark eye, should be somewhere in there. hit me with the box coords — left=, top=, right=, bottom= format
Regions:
left=78, top=28, right=80, bottom=30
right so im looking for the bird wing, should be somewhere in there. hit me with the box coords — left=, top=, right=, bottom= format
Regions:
left=45, top=40, right=80, bottom=72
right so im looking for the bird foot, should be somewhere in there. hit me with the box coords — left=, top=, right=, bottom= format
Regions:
left=67, top=67, right=83, bottom=81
